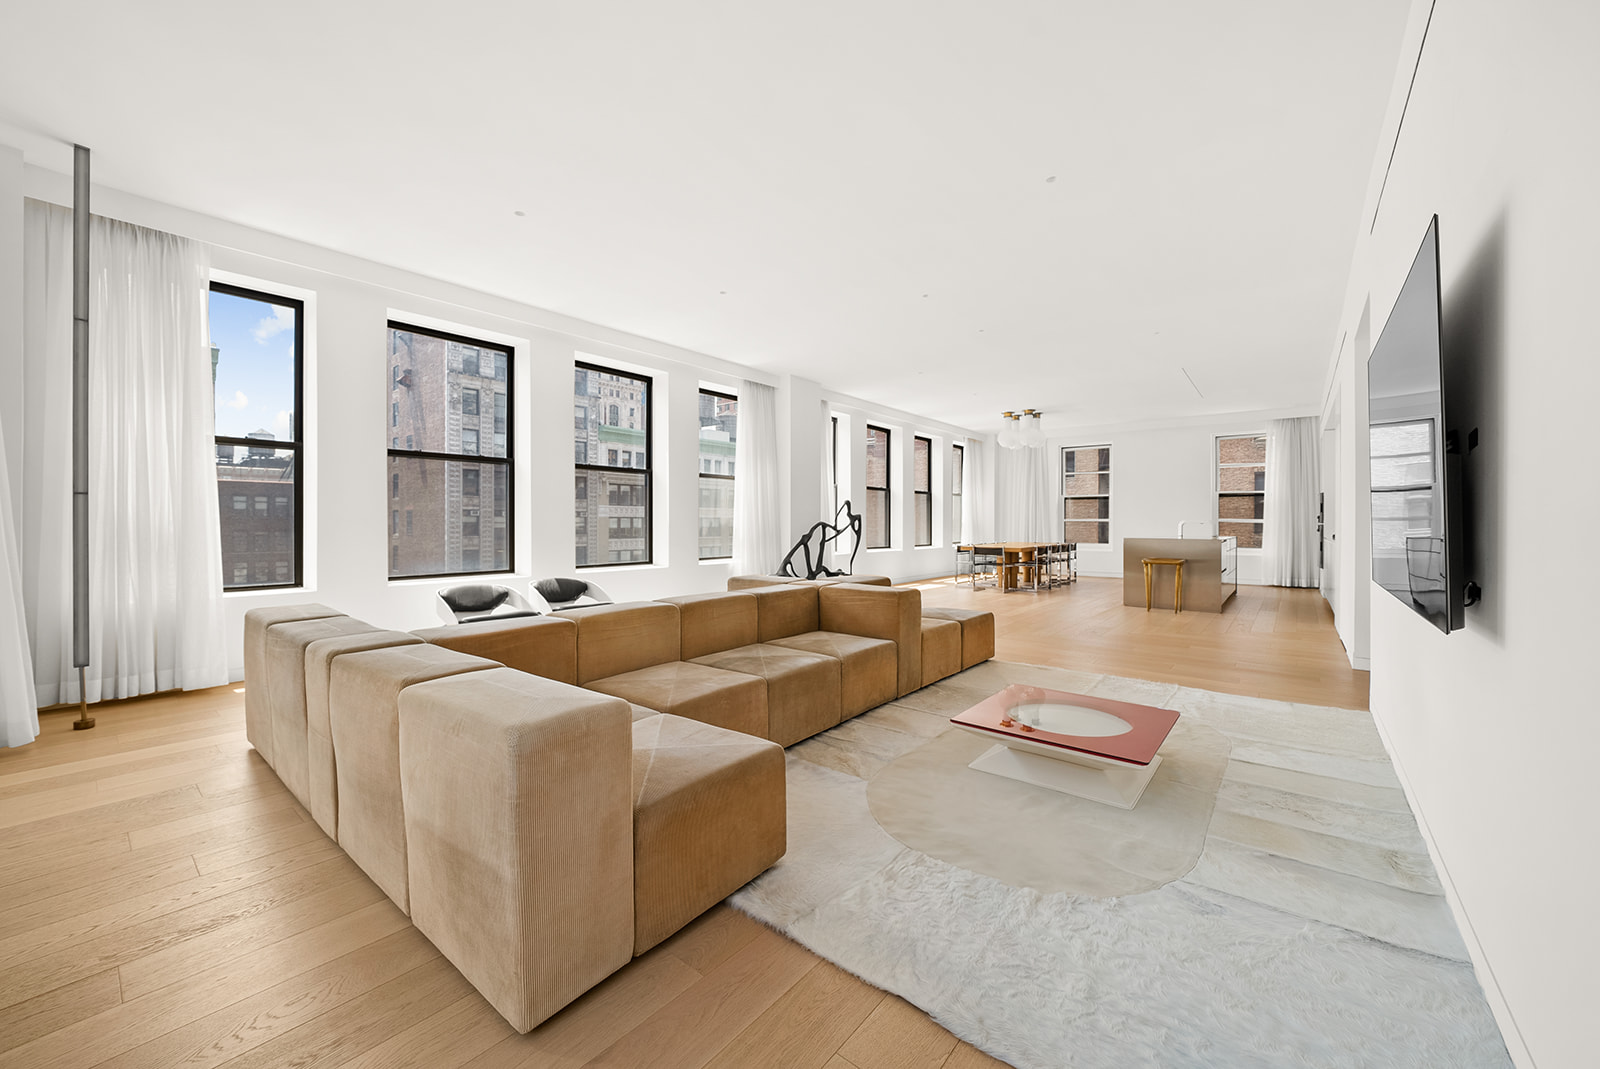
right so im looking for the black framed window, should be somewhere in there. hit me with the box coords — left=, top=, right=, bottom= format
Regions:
left=913, top=435, right=932, bottom=546
left=386, top=322, right=513, bottom=579
left=830, top=416, right=840, bottom=515
left=575, top=362, right=652, bottom=566
left=697, top=389, right=738, bottom=560
left=865, top=425, right=891, bottom=549
left=951, top=443, right=964, bottom=544
left=1063, top=445, right=1111, bottom=544
left=210, top=283, right=303, bottom=591
left=1218, top=434, right=1267, bottom=548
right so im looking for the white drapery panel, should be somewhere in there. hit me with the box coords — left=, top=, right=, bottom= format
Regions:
left=996, top=443, right=1054, bottom=542
left=0, top=421, right=38, bottom=746
left=732, top=380, right=781, bottom=576
left=22, top=201, right=227, bottom=706
left=961, top=437, right=993, bottom=543
left=1263, top=416, right=1321, bottom=588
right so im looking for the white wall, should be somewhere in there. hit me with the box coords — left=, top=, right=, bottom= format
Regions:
left=1044, top=410, right=1317, bottom=588
left=12, top=162, right=978, bottom=680
left=824, top=391, right=978, bottom=582
left=1322, top=1, right=1600, bottom=1064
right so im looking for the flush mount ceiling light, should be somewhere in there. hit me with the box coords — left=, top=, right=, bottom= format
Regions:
left=998, top=409, right=1045, bottom=450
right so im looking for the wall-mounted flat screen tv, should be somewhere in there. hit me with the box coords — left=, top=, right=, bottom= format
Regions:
left=1368, top=215, right=1464, bottom=634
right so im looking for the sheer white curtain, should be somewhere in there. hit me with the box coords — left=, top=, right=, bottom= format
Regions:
left=1263, top=416, right=1321, bottom=587
left=22, top=201, right=226, bottom=706
left=732, top=380, right=781, bottom=576
left=996, top=442, right=1053, bottom=541
left=961, top=437, right=993, bottom=543
left=0, top=424, right=37, bottom=746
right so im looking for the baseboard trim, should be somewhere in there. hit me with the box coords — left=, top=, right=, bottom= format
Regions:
left=1366, top=710, right=1536, bottom=1068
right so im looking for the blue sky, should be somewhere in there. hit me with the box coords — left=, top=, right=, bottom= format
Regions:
left=210, top=290, right=296, bottom=444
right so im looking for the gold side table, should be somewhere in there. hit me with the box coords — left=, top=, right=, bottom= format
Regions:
left=1141, top=557, right=1186, bottom=613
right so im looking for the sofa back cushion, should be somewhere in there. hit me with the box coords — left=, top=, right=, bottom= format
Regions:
left=748, top=585, right=821, bottom=642
left=818, top=583, right=923, bottom=697
left=413, top=616, right=579, bottom=684
left=561, top=602, right=681, bottom=684
left=661, top=592, right=758, bottom=660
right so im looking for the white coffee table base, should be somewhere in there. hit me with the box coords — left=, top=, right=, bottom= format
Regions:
left=966, top=739, right=1163, bottom=810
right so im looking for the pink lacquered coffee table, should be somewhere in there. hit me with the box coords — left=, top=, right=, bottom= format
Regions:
left=950, top=684, right=1180, bottom=809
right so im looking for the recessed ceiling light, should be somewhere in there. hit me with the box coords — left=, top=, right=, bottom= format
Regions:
left=1045, top=176, right=1057, bottom=183
left=513, top=210, right=525, bottom=217
left=719, top=290, right=727, bottom=295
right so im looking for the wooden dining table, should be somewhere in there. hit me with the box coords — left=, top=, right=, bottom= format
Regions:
left=961, top=542, right=1060, bottom=591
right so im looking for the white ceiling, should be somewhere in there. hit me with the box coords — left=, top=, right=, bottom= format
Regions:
left=0, top=1, right=1408, bottom=435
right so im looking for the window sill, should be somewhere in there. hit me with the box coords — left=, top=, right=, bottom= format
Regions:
left=223, top=587, right=314, bottom=599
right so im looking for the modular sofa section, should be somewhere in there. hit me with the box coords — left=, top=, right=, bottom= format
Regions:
left=243, top=603, right=341, bottom=765
left=412, top=615, right=579, bottom=684
left=328, top=643, right=498, bottom=913
left=400, top=668, right=635, bottom=1033
left=303, top=629, right=424, bottom=841
left=631, top=713, right=785, bottom=954
left=818, top=583, right=924, bottom=698
left=264, top=614, right=388, bottom=809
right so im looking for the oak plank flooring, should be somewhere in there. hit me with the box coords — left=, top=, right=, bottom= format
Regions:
left=916, top=576, right=1368, bottom=708
left=0, top=579, right=1361, bottom=1068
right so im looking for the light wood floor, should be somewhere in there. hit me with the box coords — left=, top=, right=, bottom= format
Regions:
left=0, top=579, right=1364, bottom=1068
left=916, top=575, right=1369, bottom=709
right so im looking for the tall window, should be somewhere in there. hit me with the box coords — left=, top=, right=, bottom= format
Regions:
left=1062, top=445, right=1111, bottom=544
left=698, top=389, right=738, bottom=560
left=1218, top=434, right=1267, bottom=548
left=387, top=322, right=512, bottom=578
left=951, top=444, right=964, bottom=544
left=211, top=283, right=303, bottom=591
left=830, top=416, right=840, bottom=515
left=575, top=363, right=652, bottom=566
left=865, top=425, right=891, bottom=549
left=913, top=436, right=933, bottom=547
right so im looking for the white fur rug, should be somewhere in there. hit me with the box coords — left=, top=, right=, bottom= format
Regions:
left=731, top=664, right=1511, bottom=1068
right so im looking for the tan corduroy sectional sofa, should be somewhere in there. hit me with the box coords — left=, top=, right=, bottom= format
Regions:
left=243, top=579, right=993, bottom=1034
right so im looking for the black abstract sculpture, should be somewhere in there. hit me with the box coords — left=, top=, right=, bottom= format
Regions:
left=778, top=500, right=863, bottom=580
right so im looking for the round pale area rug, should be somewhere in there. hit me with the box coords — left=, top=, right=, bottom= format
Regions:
left=865, top=718, right=1231, bottom=897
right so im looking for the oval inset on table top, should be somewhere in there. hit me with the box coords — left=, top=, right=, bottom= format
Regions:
left=1011, top=702, right=1133, bottom=737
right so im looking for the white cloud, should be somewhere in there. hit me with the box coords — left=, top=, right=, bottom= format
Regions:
left=225, top=390, right=249, bottom=409
left=273, top=410, right=294, bottom=441
left=252, top=305, right=295, bottom=344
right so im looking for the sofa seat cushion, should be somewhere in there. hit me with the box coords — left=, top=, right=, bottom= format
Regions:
left=264, top=615, right=385, bottom=808
left=585, top=661, right=767, bottom=739
left=412, top=615, right=579, bottom=684
left=328, top=644, right=498, bottom=913
left=243, top=603, right=342, bottom=765
left=303, top=630, right=424, bottom=841
left=630, top=714, right=785, bottom=955
left=920, top=618, right=962, bottom=689
left=919, top=607, right=996, bottom=670
left=688, top=643, right=842, bottom=747
left=765, top=631, right=897, bottom=719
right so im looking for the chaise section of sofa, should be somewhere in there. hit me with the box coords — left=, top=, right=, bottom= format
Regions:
left=245, top=602, right=787, bottom=1037
left=398, top=667, right=637, bottom=1032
